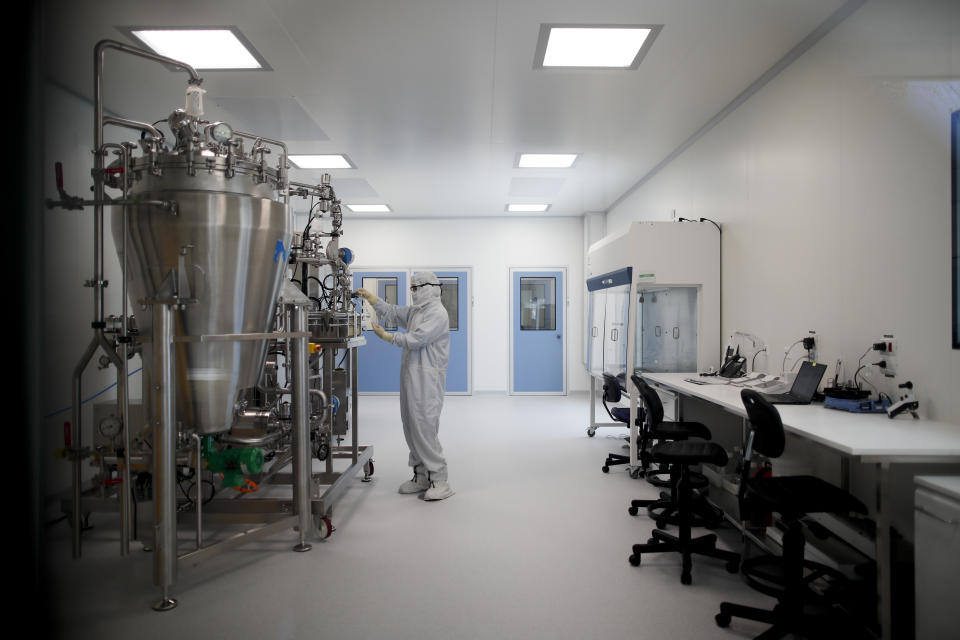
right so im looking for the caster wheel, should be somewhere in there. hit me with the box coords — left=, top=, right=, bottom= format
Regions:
left=587, top=429, right=596, bottom=438
left=628, top=555, right=640, bottom=567
left=656, top=519, right=667, bottom=529
left=715, top=612, right=731, bottom=628
left=602, top=466, right=609, bottom=473
left=647, top=537, right=656, bottom=544
left=681, top=572, right=692, bottom=585
left=362, top=459, right=375, bottom=482
left=317, top=516, right=334, bottom=539
left=726, top=560, right=740, bottom=573
left=628, top=506, right=638, bottom=516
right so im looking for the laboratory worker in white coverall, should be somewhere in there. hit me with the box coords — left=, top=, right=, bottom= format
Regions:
left=355, top=272, right=453, bottom=501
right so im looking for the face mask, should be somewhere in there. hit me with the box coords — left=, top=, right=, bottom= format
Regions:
left=411, top=284, right=434, bottom=306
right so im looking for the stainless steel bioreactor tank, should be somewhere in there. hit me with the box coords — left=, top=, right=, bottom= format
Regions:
left=48, top=39, right=373, bottom=613
left=115, top=135, right=291, bottom=434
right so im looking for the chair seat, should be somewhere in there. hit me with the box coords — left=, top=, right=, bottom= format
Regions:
left=746, top=475, right=868, bottom=517
left=651, top=440, right=728, bottom=467
left=650, top=420, right=711, bottom=440
left=610, top=406, right=631, bottom=423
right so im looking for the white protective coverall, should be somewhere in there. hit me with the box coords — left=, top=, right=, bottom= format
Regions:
left=372, top=273, right=450, bottom=484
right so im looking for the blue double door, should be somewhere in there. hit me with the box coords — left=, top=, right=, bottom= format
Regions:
left=353, top=269, right=470, bottom=394
left=512, top=269, right=565, bottom=394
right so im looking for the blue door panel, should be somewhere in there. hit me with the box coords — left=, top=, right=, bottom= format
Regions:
left=354, top=271, right=406, bottom=392
left=434, top=270, right=469, bottom=393
left=513, top=270, right=564, bottom=393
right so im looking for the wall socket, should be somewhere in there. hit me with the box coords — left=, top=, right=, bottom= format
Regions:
left=878, top=333, right=896, bottom=377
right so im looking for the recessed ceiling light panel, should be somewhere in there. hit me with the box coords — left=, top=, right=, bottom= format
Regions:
left=121, top=26, right=270, bottom=70
left=534, top=24, right=662, bottom=70
left=507, top=204, right=551, bottom=213
left=517, top=153, right=579, bottom=168
left=289, top=154, right=355, bottom=169
left=346, top=204, right=391, bottom=213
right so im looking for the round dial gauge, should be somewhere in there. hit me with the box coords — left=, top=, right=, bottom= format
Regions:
left=98, top=415, right=122, bottom=439
left=211, top=122, right=233, bottom=144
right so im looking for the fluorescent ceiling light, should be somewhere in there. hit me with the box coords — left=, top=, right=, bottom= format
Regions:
left=128, top=28, right=265, bottom=70
left=535, top=25, right=662, bottom=69
left=517, top=153, right=579, bottom=168
left=289, top=154, right=355, bottom=169
left=346, top=204, right=391, bottom=213
left=507, top=204, right=550, bottom=213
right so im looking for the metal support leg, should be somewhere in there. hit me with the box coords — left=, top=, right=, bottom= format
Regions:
left=192, top=433, right=203, bottom=550
left=152, top=302, right=177, bottom=611
left=351, top=347, right=358, bottom=465
left=590, top=376, right=597, bottom=430
left=71, top=336, right=100, bottom=559
left=290, top=305, right=313, bottom=552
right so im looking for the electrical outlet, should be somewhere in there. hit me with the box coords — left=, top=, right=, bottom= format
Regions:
left=875, top=333, right=896, bottom=377
left=806, top=330, right=817, bottom=362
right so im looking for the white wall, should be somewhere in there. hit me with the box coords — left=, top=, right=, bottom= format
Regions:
left=605, top=0, right=960, bottom=538
left=335, top=216, right=590, bottom=393
left=608, top=0, right=960, bottom=424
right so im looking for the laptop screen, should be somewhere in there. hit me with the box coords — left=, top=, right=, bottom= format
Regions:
left=791, top=361, right=828, bottom=400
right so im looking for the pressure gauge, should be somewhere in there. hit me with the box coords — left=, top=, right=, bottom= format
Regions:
left=98, top=415, right=122, bottom=439
left=210, top=121, right=233, bottom=144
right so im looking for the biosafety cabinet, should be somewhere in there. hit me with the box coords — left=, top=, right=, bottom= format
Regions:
left=585, top=221, right=720, bottom=471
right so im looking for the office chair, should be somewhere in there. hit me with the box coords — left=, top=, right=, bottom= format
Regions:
left=716, top=389, right=869, bottom=639
left=600, top=373, right=637, bottom=473
left=627, top=382, right=741, bottom=584
left=628, top=375, right=724, bottom=529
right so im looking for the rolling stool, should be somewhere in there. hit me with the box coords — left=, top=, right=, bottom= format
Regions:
left=628, top=375, right=724, bottom=529
left=600, top=373, right=640, bottom=473
left=628, top=437, right=741, bottom=584
left=716, top=389, right=869, bottom=639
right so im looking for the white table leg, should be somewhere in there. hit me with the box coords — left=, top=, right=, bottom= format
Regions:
left=876, top=461, right=892, bottom=640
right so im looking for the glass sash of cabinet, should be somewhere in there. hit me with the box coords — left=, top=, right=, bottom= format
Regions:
left=635, top=286, right=698, bottom=373
left=586, top=268, right=631, bottom=378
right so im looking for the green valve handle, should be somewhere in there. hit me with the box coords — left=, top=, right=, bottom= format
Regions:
left=203, top=441, right=264, bottom=489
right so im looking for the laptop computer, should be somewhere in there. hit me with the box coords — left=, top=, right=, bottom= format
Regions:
left=759, top=361, right=827, bottom=405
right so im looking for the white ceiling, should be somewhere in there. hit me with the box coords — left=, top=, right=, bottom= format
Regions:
left=42, top=0, right=847, bottom=218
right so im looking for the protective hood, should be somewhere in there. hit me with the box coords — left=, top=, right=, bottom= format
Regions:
left=411, top=271, right=441, bottom=308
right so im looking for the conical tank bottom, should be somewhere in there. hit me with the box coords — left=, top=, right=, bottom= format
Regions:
left=115, top=186, right=291, bottom=434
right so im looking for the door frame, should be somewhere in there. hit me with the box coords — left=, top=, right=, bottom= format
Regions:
left=354, top=265, right=473, bottom=395
left=508, top=266, right=568, bottom=396
left=412, top=265, right=473, bottom=395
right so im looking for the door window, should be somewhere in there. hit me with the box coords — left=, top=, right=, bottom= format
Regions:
left=362, top=276, right=399, bottom=330
left=438, top=278, right=459, bottom=330
left=519, top=277, right=556, bottom=331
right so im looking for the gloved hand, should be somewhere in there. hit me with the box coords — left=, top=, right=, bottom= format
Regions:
left=355, top=288, right=379, bottom=304
left=372, top=324, right=392, bottom=343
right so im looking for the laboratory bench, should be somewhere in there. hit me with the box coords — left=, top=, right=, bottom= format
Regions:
left=640, top=372, right=960, bottom=640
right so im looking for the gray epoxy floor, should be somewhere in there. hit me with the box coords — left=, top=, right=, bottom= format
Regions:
left=45, top=393, right=774, bottom=639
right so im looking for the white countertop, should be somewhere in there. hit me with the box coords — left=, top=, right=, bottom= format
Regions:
left=915, top=475, right=960, bottom=501
left=642, top=372, right=960, bottom=460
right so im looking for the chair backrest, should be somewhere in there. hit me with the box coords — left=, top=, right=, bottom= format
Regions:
left=602, top=374, right=621, bottom=403
left=631, top=375, right=663, bottom=426
left=740, top=389, right=785, bottom=458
